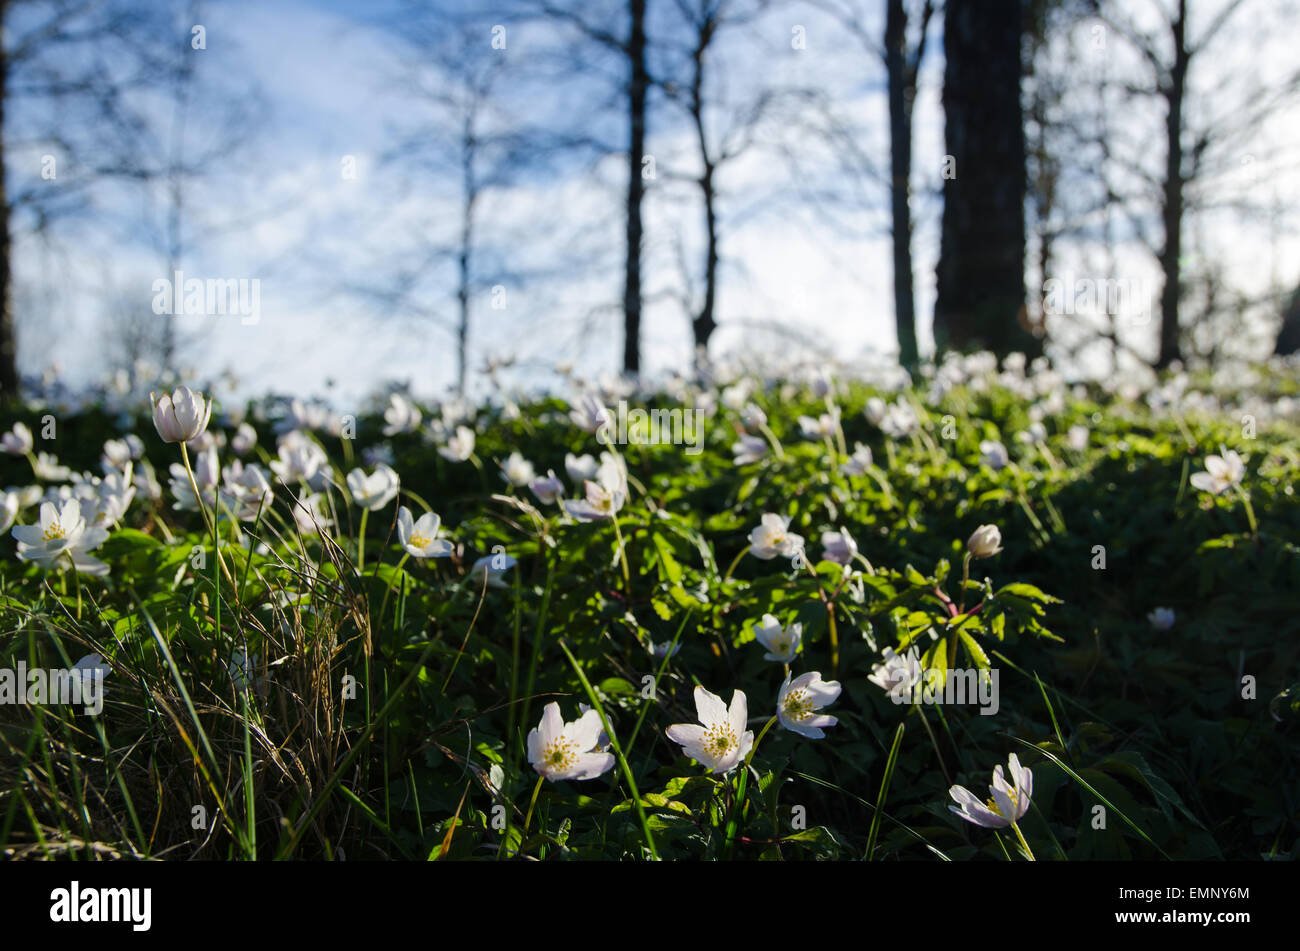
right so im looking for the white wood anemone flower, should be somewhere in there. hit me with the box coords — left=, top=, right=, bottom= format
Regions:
left=397, top=506, right=453, bottom=558
left=527, top=702, right=616, bottom=782
left=949, top=753, right=1034, bottom=829
left=499, top=451, right=536, bottom=488
left=753, top=613, right=801, bottom=663
left=749, top=513, right=804, bottom=560
left=151, top=386, right=212, bottom=444
left=1147, top=607, right=1176, bottom=630
left=439, top=425, right=476, bottom=463
left=1189, top=448, right=1244, bottom=495
left=867, top=646, right=923, bottom=702
left=820, top=527, right=858, bottom=565
left=11, top=499, right=110, bottom=576
left=777, top=672, right=841, bottom=739
left=346, top=463, right=400, bottom=511
left=665, top=686, right=754, bottom=774
left=967, top=524, right=1003, bottom=559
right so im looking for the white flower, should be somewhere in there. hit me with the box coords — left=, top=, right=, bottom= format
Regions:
left=0, top=422, right=33, bottom=455
left=1017, top=421, right=1048, bottom=445
left=749, top=513, right=804, bottom=560
left=347, top=464, right=400, bottom=511
left=842, top=442, right=874, bottom=476
left=11, top=499, right=110, bottom=575
left=777, top=671, right=841, bottom=739
left=980, top=440, right=1009, bottom=470
left=91, top=466, right=136, bottom=526
left=132, top=462, right=162, bottom=502
left=270, top=431, right=329, bottom=486
left=1067, top=425, right=1089, bottom=452
left=564, top=452, right=599, bottom=483
left=382, top=394, right=422, bottom=436
left=528, top=470, right=564, bottom=505
left=33, top=452, right=71, bottom=482
left=820, top=527, right=858, bottom=565
left=527, top=702, right=615, bottom=782
left=949, top=754, right=1034, bottom=829
left=798, top=412, right=838, bottom=440
left=499, top=452, right=536, bottom=488
left=967, top=524, right=1003, bottom=559
left=650, top=641, right=681, bottom=660
left=439, top=425, right=476, bottom=463
left=100, top=436, right=142, bottom=474
left=740, top=403, right=767, bottom=429
left=168, top=447, right=219, bottom=511
left=1147, top=607, right=1175, bottom=630
left=665, top=686, right=753, bottom=774
left=731, top=434, right=766, bottom=465
left=880, top=400, right=918, bottom=438
left=867, top=646, right=922, bottom=702
left=219, top=461, right=272, bottom=521
left=563, top=477, right=625, bottom=521
left=864, top=397, right=887, bottom=426
left=151, top=386, right=212, bottom=444
left=470, top=551, right=517, bottom=588
left=563, top=454, right=627, bottom=521
left=227, top=650, right=261, bottom=695
left=397, top=506, right=453, bottom=558
left=1189, top=448, right=1244, bottom=495
left=753, top=613, right=801, bottom=663
left=569, top=393, right=612, bottom=436
left=73, top=653, right=111, bottom=691
left=720, top=380, right=753, bottom=411
left=289, top=492, right=333, bottom=535
left=231, top=422, right=258, bottom=456
left=0, top=491, right=19, bottom=534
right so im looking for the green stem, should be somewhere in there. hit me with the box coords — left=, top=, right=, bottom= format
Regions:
left=522, top=774, right=545, bottom=844
left=1009, top=819, right=1037, bottom=861
left=722, top=545, right=751, bottom=583
left=356, top=508, right=369, bottom=575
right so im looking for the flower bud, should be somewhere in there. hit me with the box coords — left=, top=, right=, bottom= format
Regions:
left=151, top=386, right=212, bottom=444
left=967, top=524, right=1003, bottom=559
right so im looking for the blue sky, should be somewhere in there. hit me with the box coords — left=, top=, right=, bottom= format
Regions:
left=10, top=0, right=1298, bottom=406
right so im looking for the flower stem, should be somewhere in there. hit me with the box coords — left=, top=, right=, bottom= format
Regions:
left=356, top=508, right=369, bottom=575
left=522, top=774, right=545, bottom=845
left=376, top=552, right=410, bottom=633
left=1010, top=819, right=1037, bottom=861
left=1236, top=485, right=1258, bottom=537
left=722, top=544, right=751, bottom=583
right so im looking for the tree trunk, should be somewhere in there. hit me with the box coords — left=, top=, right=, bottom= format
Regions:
left=0, top=1, right=18, bottom=402
left=933, top=0, right=1037, bottom=359
left=457, top=126, right=474, bottom=396
left=623, top=0, right=647, bottom=377
left=885, top=0, right=918, bottom=369
left=1156, top=0, right=1188, bottom=369
left=1276, top=286, right=1300, bottom=355
left=692, top=164, right=717, bottom=358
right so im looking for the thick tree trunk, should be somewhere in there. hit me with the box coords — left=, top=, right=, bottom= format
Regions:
left=1276, top=287, right=1300, bottom=355
left=885, top=0, right=918, bottom=369
left=623, top=0, right=647, bottom=377
left=933, top=0, right=1037, bottom=359
left=1156, top=0, right=1188, bottom=369
left=0, top=3, right=18, bottom=402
